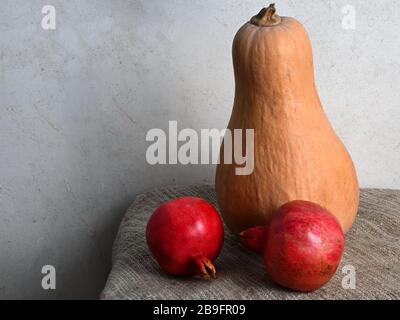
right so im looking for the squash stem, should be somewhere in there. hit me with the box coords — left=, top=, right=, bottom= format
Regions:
left=251, top=3, right=281, bottom=27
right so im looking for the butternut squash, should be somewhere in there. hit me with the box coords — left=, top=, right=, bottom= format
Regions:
left=215, top=4, right=359, bottom=234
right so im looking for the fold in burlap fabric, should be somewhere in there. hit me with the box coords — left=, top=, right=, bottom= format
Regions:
left=101, top=186, right=400, bottom=300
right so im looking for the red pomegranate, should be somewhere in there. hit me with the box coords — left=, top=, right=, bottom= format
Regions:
left=241, top=201, right=345, bottom=292
left=146, top=197, right=224, bottom=279
left=240, top=225, right=267, bottom=254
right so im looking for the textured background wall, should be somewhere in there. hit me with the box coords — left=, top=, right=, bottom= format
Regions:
left=0, top=0, right=399, bottom=299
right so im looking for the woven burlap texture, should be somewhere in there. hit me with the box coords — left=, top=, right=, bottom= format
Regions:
left=101, top=185, right=400, bottom=300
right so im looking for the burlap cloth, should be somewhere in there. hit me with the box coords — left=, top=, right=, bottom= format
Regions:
left=101, top=185, right=400, bottom=300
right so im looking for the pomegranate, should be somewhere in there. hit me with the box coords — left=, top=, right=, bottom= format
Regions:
left=241, top=201, right=345, bottom=292
left=146, top=197, right=224, bottom=279
left=240, top=226, right=267, bottom=254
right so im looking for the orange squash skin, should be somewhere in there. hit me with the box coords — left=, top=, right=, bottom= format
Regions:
left=215, top=14, right=359, bottom=235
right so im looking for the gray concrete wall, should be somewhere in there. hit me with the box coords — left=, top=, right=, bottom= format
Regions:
left=0, top=0, right=399, bottom=299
